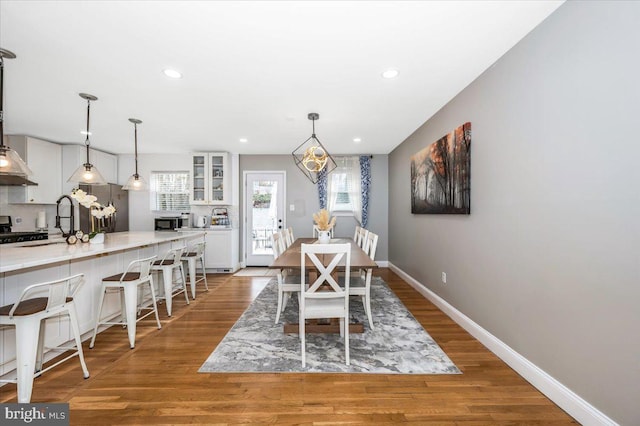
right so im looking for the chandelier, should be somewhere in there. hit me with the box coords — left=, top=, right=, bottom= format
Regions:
left=292, top=113, right=337, bottom=184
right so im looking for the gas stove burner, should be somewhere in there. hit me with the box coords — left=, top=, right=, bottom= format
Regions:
left=0, top=232, right=49, bottom=244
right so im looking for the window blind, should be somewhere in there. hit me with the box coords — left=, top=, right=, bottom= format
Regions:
left=150, top=171, right=190, bottom=212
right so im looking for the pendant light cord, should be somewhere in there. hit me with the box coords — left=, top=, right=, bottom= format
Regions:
left=0, top=55, right=5, bottom=148
left=134, top=122, right=139, bottom=176
left=85, top=99, right=91, bottom=165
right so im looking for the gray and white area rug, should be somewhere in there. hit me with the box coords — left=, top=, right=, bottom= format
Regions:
left=199, top=277, right=460, bottom=374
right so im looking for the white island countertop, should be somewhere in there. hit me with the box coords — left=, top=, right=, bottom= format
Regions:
left=0, top=231, right=205, bottom=273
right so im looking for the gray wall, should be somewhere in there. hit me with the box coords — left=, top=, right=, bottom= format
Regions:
left=388, top=2, right=639, bottom=424
left=239, top=155, right=388, bottom=262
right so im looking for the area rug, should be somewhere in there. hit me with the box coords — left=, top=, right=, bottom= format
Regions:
left=233, top=267, right=277, bottom=277
left=199, top=277, right=460, bottom=374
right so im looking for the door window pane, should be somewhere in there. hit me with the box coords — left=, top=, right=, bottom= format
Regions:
left=251, top=180, right=278, bottom=255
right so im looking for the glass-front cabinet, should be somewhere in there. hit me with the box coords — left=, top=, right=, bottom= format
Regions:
left=190, top=152, right=229, bottom=205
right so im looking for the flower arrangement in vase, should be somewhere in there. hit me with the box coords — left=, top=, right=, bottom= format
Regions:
left=70, top=188, right=116, bottom=243
left=313, top=209, right=335, bottom=244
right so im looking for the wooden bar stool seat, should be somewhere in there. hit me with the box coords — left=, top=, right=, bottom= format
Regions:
left=0, top=274, right=89, bottom=403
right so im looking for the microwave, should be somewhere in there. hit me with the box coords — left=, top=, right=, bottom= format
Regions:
left=154, top=217, right=180, bottom=231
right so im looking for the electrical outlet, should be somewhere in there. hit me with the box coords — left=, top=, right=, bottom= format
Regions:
left=441, top=272, right=447, bottom=284
left=289, top=204, right=295, bottom=211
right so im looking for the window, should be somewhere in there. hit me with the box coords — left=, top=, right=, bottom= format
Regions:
left=150, top=171, right=190, bottom=212
left=327, top=157, right=362, bottom=222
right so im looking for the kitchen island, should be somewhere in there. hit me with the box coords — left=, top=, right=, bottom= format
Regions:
left=0, top=231, right=205, bottom=380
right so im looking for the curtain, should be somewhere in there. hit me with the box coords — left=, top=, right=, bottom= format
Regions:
left=317, top=167, right=328, bottom=209
left=360, top=155, right=371, bottom=227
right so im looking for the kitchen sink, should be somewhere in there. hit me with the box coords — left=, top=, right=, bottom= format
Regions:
left=18, top=241, right=66, bottom=247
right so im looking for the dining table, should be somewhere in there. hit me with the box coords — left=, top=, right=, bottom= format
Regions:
left=268, top=237, right=378, bottom=334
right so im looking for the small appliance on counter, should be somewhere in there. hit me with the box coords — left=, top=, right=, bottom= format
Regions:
left=180, top=212, right=192, bottom=228
left=0, top=215, right=48, bottom=244
left=155, top=217, right=180, bottom=231
left=195, top=215, right=209, bottom=228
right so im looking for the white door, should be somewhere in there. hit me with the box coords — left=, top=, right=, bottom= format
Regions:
left=244, top=171, right=286, bottom=266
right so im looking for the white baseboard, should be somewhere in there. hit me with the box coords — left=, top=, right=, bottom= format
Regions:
left=376, top=260, right=389, bottom=267
left=388, top=262, right=617, bottom=426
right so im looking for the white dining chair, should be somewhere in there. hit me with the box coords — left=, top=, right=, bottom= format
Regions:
left=349, top=231, right=379, bottom=329
left=271, top=232, right=300, bottom=324
left=355, top=226, right=369, bottom=249
left=285, top=226, right=295, bottom=247
left=353, top=225, right=361, bottom=242
left=0, top=274, right=90, bottom=403
left=281, top=228, right=292, bottom=248
left=299, top=243, right=351, bottom=367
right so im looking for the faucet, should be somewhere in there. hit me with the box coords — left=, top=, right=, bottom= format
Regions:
left=55, top=195, right=75, bottom=237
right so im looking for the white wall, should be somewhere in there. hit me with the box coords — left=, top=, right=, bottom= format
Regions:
left=119, top=153, right=192, bottom=231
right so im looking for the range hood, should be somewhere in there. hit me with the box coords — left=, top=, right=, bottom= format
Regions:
left=0, top=174, right=38, bottom=186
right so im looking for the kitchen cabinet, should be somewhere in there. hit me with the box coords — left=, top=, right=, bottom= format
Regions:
left=203, top=228, right=239, bottom=272
left=190, top=152, right=229, bottom=205
left=7, top=136, right=62, bottom=204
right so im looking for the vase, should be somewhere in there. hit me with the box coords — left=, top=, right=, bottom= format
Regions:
left=90, top=232, right=105, bottom=244
left=317, top=230, right=331, bottom=244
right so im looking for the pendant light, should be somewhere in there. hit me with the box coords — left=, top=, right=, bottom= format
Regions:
left=291, top=113, right=337, bottom=184
left=122, top=118, right=147, bottom=190
left=67, top=93, right=107, bottom=185
left=0, top=48, right=33, bottom=177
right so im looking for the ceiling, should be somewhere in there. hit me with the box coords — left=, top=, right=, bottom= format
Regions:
left=1, top=1, right=563, bottom=156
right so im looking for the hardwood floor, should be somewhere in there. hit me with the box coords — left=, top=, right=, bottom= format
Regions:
left=0, top=269, right=577, bottom=424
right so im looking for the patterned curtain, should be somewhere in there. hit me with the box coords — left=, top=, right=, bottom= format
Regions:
left=317, top=167, right=328, bottom=209
left=359, top=155, right=371, bottom=227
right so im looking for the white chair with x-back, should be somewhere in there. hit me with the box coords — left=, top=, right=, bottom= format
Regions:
left=299, top=243, right=351, bottom=367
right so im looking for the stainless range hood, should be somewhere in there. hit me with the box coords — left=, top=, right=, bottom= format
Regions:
left=0, top=174, right=38, bottom=186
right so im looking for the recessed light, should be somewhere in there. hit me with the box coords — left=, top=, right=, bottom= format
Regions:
left=163, top=69, right=182, bottom=79
left=239, top=138, right=248, bottom=143
left=353, top=138, right=362, bottom=143
left=381, top=68, right=399, bottom=79
left=80, top=131, right=92, bottom=135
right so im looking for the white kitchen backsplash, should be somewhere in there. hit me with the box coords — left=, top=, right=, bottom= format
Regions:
left=0, top=201, right=59, bottom=233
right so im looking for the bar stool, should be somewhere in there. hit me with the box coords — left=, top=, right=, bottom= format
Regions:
left=181, top=241, right=209, bottom=299
left=89, top=256, right=161, bottom=349
left=0, top=274, right=90, bottom=403
left=151, top=246, right=189, bottom=317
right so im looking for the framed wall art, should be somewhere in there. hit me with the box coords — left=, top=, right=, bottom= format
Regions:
left=410, top=122, right=471, bottom=214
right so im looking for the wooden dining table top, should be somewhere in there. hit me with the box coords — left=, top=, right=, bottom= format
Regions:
left=268, top=237, right=378, bottom=270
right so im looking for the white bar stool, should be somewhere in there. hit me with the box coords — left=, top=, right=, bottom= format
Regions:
left=89, top=256, right=161, bottom=349
left=151, top=247, right=189, bottom=317
left=0, top=274, right=90, bottom=403
left=181, top=241, right=209, bottom=299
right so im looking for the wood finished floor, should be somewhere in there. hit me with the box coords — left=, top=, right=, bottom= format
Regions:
left=0, top=269, right=577, bottom=425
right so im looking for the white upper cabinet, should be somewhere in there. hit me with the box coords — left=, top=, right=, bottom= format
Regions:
left=8, top=136, right=62, bottom=204
left=190, top=152, right=229, bottom=205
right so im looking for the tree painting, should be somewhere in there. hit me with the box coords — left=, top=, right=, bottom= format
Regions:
left=411, top=122, right=471, bottom=214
